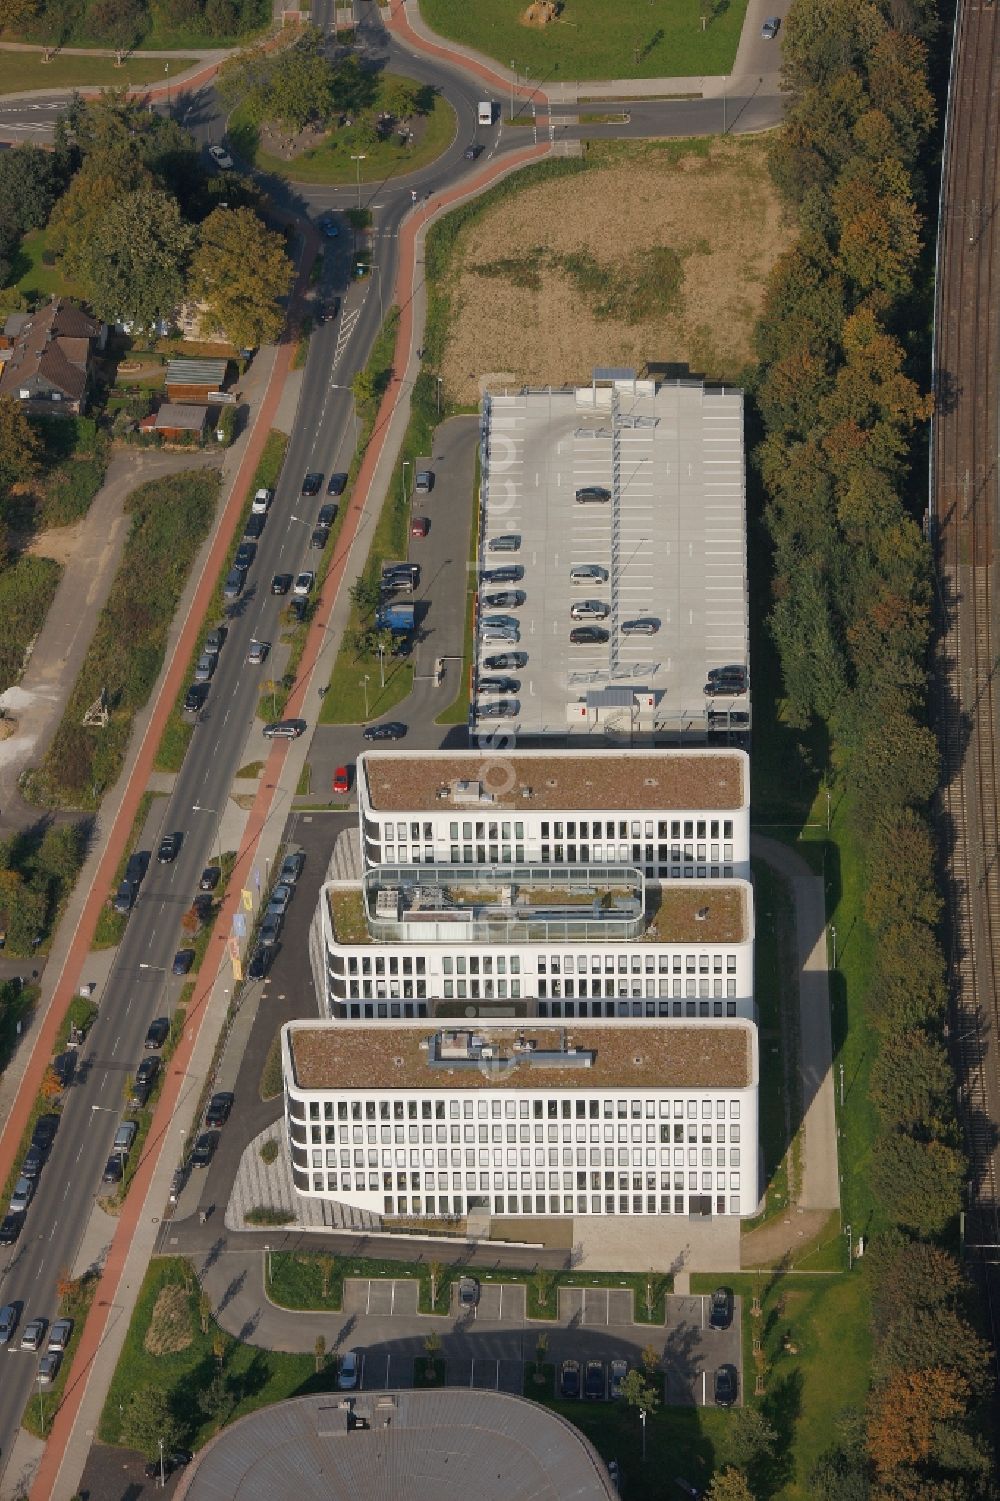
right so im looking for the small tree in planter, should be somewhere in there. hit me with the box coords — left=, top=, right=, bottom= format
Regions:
left=532, top=1269, right=554, bottom=1312
left=423, top=1329, right=442, bottom=1381
left=319, top=1254, right=336, bottom=1301
left=315, top=1334, right=326, bottom=1373
left=428, top=1260, right=443, bottom=1310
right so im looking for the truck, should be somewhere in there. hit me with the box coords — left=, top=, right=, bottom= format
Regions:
left=377, top=603, right=415, bottom=634
left=478, top=100, right=495, bottom=126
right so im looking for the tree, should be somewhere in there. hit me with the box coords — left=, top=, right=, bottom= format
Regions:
left=77, top=186, right=193, bottom=329
left=868, top=1028, right=954, bottom=1132
left=423, top=1329, right=441, bottom=1378
left=868, top=921, right=946, bottom=1034
left=532, top=1269, right=553, bottom=1309
left=620, top=1368, right=660, bottom=1417
left=0, top=395, right=41, bottom=496
left=120, top=1385, right=183, bottom=1460
left=867, top=1367, right=968, bottom=1473
left=318, top=1254, right=336, bottom=1300
left=869, top=1132, right=964, bottom=1236
left=379, top=76, right=421, bottom=120
left=640, top=1342, right=660, bottom=1374
left=848, top=702, right=939, bottom=817
left=351, top=367, right=377, bottom=410
left=198, top=1290, right=212, bottom=1335
left=863, top=808, right=940, bottom=933
left=0, top=145, right=60, bottom=240
left=428, top=1260, right=443, bottom=1308
left=707, top=1470, right=755, bottom=1501
left=726, top=1406, right=778, bottom=1472
left=197, top=1368, right=233, bottom=1425
left=88, top=0, right=145, bottom=57
left=181, top=906, right=201, bottom=935
left=349, top=567, right=381, bottom=619
left=314, top=1334, right=326, bottom=1372
left=188, top=206, right=292, bottom=351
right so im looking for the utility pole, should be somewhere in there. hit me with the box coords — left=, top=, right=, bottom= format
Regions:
left=350, top=154, right=366, bottom=212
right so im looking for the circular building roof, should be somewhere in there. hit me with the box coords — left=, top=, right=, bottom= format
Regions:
left=175, top=1388, right=616, bottom=1501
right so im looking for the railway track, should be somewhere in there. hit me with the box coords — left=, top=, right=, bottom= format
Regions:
left=933, top=0, right=1000, bottom=1256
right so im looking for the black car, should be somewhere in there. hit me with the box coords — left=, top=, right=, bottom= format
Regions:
left=112, top=878, right=137, bottom=915
left=192, top=892, right=213, bottom=922
left=714, top=1364, right=738, bottom=1408
left=262, top=719, right=307, bottom=740
left=310, top=526, right=329, bottom=550
left=183, top=683, right=208, bottom=714
left=234, top=541, right=256, bottom=571
left=205, top=1092, right=234, bottom=1127
left=483, top=566, right=523, bottom=584
left=143, top=1451, right=192, bottom=1482
left=31, top=1115, right=58, bottom=1154
left=585, top=1360, right=605, bottom=1400
left=327, top=473, right=348, bottom=496
left=247, top=945, right=272, bottom=980
left=101, top=1155, right=123, bottom=1185
left=570, top=626, right=610, bottom=644
left=52, top=1051, right=76, bottom=1088
left=244, top=512, right=266, bottom=540
left=302, top=472, right=324, bottom=496
left=478, top=676, right=520, bottom=694
left=560, top=1359, right=581, bottom=1399
left=191, top=1131, right=219, bottom=1168
left=157, top=832, right=182, bottom=864
left=464, top=142, right=483, bottom=159
left=199, top=865, right=221, bottom=892
left=288, top=597, right=309, bottom=623
left=143, top=1450, right=192, bottom=1481
left=271, top=573, right=293, bottom=595
left=21, top=1144, right=44, bottom=1180
left=172, top=948, right=195, bottom=975
left=129, top=1077, right=152, bottom=1109
left=317, top=502, right=338, bottom=527
left=0, top=1214, right=23, bottom=1245
left=484, top=652, right=527, bottom=671
left=363, top=721, right=407, bottom=741
left=144, top=1017, right=169, bottom=1050
left=709, top=1287, right=734, bottom=1331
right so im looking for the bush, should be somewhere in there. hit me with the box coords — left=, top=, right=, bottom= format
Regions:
left=0, top=556, right=62, bottom=695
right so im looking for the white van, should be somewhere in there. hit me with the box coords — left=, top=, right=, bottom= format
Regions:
left=478, top=100, right=494, bottom=126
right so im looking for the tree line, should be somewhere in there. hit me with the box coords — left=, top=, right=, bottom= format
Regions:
left=752, top=0, right=994, bottom=1495
left=1, top=0, right=268, bottom=51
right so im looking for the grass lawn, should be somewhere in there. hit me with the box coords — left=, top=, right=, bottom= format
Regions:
left=99, top=1258, right=338, bottom=1450
left=418, top=0, right=748, bottom=81
left=0, top=52, right=197, bottom=98
left=0, top=555, right=61, bottom=696
left=2, top=227, right=77, bottom=304
left=230, top=85, right=455, bottom=185
left=21, top=1271, right=98, bottom=1438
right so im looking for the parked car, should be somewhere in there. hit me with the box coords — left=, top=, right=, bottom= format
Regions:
left=262, top=719, right=306, bottom=740
left=488, top=534, right=520, bottom=552
left=363, top=722, right=407, bottom=741
left=560, top=1359, right=581, bottom=1399
left=288, top=597, right=309, bottom=623
left=483, top=566, right=523, bottom=584
left=622, top=617, right=659, bottom=636
left=569, top=563, right=608, bottom=583
left=222, top=567, right=245, bottom=600
left=31, top=1116, right=58, bottom=1154
left=481, top=614, right=520, bottom=631
left=113, top=878, right=138, bottom=915
left=9, top=1177, right=33, bottom=1214
left=145, top=1017, right=169, bottom=1050
left=191, top=1131, right=219, bottom=1168
left=0, top=1303, right=19, bottom=1345
left=483, top=652, right=527, bottom=670
left=410, top=516, right=429, bottom=538
left=310, top=526, right=329, bottom=550
left=570, top=600, right=609, bottom=620
left=483, top=590, right=524, bottom=609
left=293, top=571, right=315, bottom=596
left=251, top=487, right=273, bottom=514
left=609, top=1357, right=628, bottom=1399
left=317, top=502, right=338, bottom=526
left=113, top=1121, right=138, bottom=1157
left=714, top=1364, right=738, bottom=1407
left=271, top=573, right=293, bottom=595
left=143, top=1452, right=192, bottom=1481
left=199, top=865, right=221, bottom=892
left=38, top=1353, right=61, bottom=1388
left=279, top=850, right=305, bottom=884
left=761, top=14, right=779, bottom=37
left=209, top=143, right=233, bottom=169
left=338, top=1350, right=360, bottom=1389
left=247, top=639, right=270, bottom=665
left=575, top=486, right=611, bottom=503
left=158, top=832, right=182, bottom=864
left=478, top=677, right=520, bottom=695
left=481, top=624, right=519, bottom=644
left=332, top=766, right=351, bottom=795
left=458, top=1276, right=480, bottom=1308
left=205, top=1092, right=234, bottom=1128
left=234, top=541, right=256, bottom=572
left=194, top=652, right=216, bottom=683
left=19, top=1317, right=46, bottom=1352
left=183, top=683, right=208, bottom=714
left=47, top=1318, right=73, bottom=1352
left=20, top=1144, right=44, bottom=1181
left=0, top=1213, right=23, bottom=1245
left=709, top=1287, right=734, bottom=1331
left=52, top=1051, right=76, bottom=1089
left=266, top=883, right=293, bottom=917
left=243, top=511, right=266, bottom=540
left=585, top=1359, right=605, bottom=1400
left=570, top=626, right=610, bottom=644
left=301, top=472, right=324, bottom=496
left=476, top=699, right=519, bottom=719
left=247, top=945, right=272, bottom=981
left=414, top=469, right=434, bottom=493
left=172, top=947, right=195, bottom=976
left=259, top=914, right=282, bottom=947
left=327, top=473, right=348, bottom=496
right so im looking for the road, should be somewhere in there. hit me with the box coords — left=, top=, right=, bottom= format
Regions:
left=0, top=1, right=784, bottom=1480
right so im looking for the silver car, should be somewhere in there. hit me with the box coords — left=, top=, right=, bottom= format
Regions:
left=266, top=883, right=293, bottom=917
left=570, top=600, right=610, bottom=621
left=10, top=1176, right=33, bottom=1214
left=569, top=564, right=608, bottom=583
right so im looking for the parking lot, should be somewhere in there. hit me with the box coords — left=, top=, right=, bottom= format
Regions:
left=326, top=1280, right=741, bottom=1409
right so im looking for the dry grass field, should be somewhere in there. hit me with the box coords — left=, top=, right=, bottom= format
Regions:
left=440, top=138, right=793, bottom=404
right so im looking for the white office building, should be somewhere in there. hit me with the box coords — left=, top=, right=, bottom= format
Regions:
left=357, top=748, right=750, bottom=879
left=317, top=864, right=754, bottom=1024
left=282, top=1018, right=760, bottom=1222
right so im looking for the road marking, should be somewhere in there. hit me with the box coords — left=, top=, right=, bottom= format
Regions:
left=498, top=1283, right=502, bottom=1319
left=390, top=1279, right=396, bottom=1314
left=333, top=308, right=361, bottom=372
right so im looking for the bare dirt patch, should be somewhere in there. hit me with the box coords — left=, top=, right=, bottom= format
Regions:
left=25, top=520, right=84, bottom=566
left=143, top=1283, right=193, bottom=1356
left=441, top=139, right=794, bottom=405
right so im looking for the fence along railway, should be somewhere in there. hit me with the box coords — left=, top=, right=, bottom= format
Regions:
left=933, top=0, right=1000, bottom=1275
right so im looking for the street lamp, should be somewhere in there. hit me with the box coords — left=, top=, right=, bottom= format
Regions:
left=378, top=637, right=387, bottom=688
left=362, top=674, right=370, bottom=720
left=159, top=1436, right=165, bottom=1489
left=436, top=375, right=443, bottom=416
left=830, top=923, right=837, bottom=969
left=510, top=61, right=516, bottom=121
left=350, top=153, right=366, bottom=212
left=402, top=459, right=411, bottom=508
left=640, top=1406, right=647, bottom=1461
left=164, top=62, right=170, bottom=113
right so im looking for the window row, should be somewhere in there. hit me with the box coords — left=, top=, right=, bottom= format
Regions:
left=296, top=1096, right=742, bottom=1123
left=307, top=1186, right=743, bottom=1219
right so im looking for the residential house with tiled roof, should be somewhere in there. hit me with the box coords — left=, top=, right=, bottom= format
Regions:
left=0, top=300, right=106, bottom=416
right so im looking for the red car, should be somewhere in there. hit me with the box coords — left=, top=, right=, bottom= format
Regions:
left=410, top=516, right=429, bottom=538
left=332, top=766, right=351, bottom=795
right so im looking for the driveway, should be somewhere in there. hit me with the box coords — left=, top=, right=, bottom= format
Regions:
left=0, top=448, right=223, bottom=835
